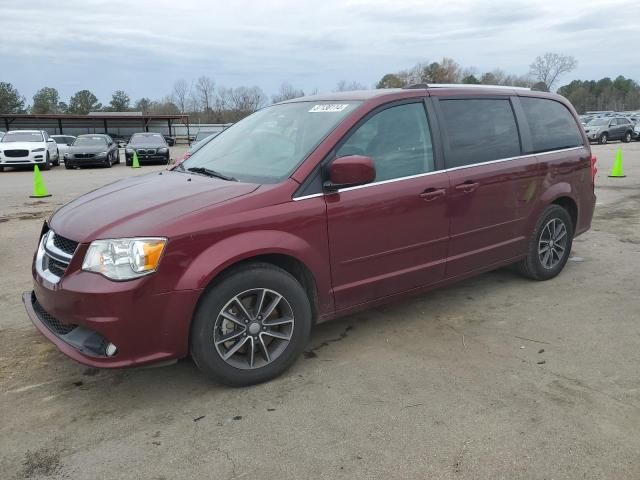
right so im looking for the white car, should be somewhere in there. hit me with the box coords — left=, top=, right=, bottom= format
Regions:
left=51, top=135, right=77, bottom=161
left=0, top=130, right=60, bottom=171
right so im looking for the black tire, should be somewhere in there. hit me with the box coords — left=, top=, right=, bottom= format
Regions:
left=190, top=262, right=312, bottom=386
left=104, top=153, right=112, bottom=168
left=516, top=205, right=574, bottom=281
left=42, top=153, right=51, bottom=171
left=53, top=149, right=60, bottom=166
left=599, top=133, right=608, bottom=145
left=65, top=164, right=73, bottom=170
left=0, top=166, right=4, bottom=172
left=125, top=158, right=132, bottom=167
left=622, top=131, right=632, bottom=143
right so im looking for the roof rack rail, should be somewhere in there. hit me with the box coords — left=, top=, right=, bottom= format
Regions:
left=403, top=83, right=530, bottom=91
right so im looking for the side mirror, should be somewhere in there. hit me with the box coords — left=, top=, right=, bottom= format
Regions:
left=324, top=155, right=376, bottom=191
left=66, top=143, right=71, bottom=146
left=48, top=138, right=55, bottom=143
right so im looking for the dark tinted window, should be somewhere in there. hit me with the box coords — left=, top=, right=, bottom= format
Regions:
left=336, top=102, right=434, bottom=182
left=520, top=98, right=583, bottom=153
left=439, top=99, right=520, bottom=168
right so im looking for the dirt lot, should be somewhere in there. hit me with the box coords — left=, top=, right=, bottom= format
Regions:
left=0, top=143, right=639, bottom=479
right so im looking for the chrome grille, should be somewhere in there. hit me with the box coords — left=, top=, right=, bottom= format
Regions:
left=74, top=153, right=95, bottom=159
left=35, top=231, right=76, bottom=284
left=53, top=234, right=78, bottom=256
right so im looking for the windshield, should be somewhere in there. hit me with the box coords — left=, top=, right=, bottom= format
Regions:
left=2, top=131, right=43, bottom=142
left=182, top=101, right=360, bottom=183
left=129, top=134, right=166, bottom=146
left=73, top=136, right=107, bottom=146
left=587, top=118, right=609, bottom=126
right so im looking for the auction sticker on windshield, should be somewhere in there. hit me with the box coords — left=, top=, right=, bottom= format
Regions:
left=309, top=104, right=350, bottom=113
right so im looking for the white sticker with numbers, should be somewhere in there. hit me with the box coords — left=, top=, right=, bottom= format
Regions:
left=309, top=104, right=350, bottom=113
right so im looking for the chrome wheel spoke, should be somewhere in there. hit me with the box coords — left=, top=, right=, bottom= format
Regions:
left=262, top=316, right=294, bottom=327
left=222, top=336, right=249, bottom=360
left=248, top=337, right=256, bottom=368
left=220, top=311, right=246, bottom=328
left=261, top=294, right=282, bottom=320
left=232, top=296, right=252, bottom=321
left=262, top=329, right=292, bottom=341
left=258, top=335, right=271, bottom=363
left=215, top=329, right=246, bottom=345
left=254, top=289, right=267, bottom=319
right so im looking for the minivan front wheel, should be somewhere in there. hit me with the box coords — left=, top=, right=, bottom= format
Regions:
left=191, top=263, right=312, bottom=386
left=516, top=205, right=573, bottom=281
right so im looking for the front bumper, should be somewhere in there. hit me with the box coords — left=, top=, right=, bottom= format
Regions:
left=65, top=156, right=108, bottom=167
left=25, top=265, right=202, bottom=368
left=584, top=132, right=601, bottom=141
left=126, top=152, right=169, bottom=163
left=0, top=153, right=47, bottom=166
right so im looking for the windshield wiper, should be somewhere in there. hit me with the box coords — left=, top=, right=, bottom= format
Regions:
left=187, top=167, right=237, bottom=181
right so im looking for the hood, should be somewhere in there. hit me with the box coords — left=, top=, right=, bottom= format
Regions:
left=0, top=141, right=45, bottom=151
left=68, top=145, right=108, bottom=154
left=49, top=171, right=259, bottom=242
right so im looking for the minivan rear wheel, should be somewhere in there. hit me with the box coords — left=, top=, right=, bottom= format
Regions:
left=190, top=262, right=312, bottom=386
left=516, top=205, right=573, bottom=281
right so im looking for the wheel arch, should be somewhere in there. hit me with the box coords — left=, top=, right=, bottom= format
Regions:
left=551, top=196, right=578, bottom=231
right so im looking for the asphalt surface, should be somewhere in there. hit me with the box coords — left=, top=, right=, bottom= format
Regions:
left=0, top=143, right=639, bottom=479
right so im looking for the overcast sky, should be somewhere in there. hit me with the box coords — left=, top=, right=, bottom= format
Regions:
left=1, top=0, right=639, bottom=105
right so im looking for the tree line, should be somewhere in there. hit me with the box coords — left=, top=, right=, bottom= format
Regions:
left=1, top=52, right=638, bottom=120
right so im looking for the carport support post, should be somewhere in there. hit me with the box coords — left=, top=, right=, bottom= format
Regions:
left=167, top=119, right=172, bottom=137
left=4, top=117, right=9, bottom=132
left=186, top=117, right=191, bottom=145
left=103, top=119, right=108, bottom=134
left=58, top=118, right=64, bottom=135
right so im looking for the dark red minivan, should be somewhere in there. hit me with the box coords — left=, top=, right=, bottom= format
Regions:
left=24, top=85, right=596, bottom=385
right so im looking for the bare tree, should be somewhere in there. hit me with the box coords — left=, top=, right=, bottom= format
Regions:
left=195, top=76, right=216, bottom=117
left=529, top=53, right=577, bottom=92
left=271, top=82, right=305, bottom=103
left=335, top=80, right=366, bottom=92
left=171, top=79, right=191, bottom=113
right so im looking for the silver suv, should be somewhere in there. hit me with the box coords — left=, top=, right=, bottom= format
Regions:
left=584, top=116, right=634, bottom=144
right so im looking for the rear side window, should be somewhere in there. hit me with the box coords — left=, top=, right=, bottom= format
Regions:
left=336, top=102, right=434, bottom=182
left=439, top=99, right=520, bottom=168
left=520, top=98, right=583, bottom=153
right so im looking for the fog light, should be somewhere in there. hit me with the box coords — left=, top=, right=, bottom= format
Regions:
left=105, top=343, right=118, bottom=357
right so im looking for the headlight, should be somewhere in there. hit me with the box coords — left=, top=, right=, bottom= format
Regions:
left=97, top=151, right=107, bottom=157
left=82, top=237, right=167, bottom=280
left=126, top=148, right=133, bottom=154
left=158, top=147, right=168, bottom=153
left=64, top=153, right=71, bottom=158
left=32, top=148, right=45, bottom=152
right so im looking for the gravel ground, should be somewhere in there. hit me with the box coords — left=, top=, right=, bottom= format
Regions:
left=0, top=142, right=638, bottom=479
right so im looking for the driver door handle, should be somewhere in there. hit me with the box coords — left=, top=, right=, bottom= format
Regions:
left=455, top=181, right=480, bottom=193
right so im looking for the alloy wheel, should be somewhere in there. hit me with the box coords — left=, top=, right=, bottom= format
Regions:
left=538, top=218, right=568, bottom=269
left=213, top=288, right=295, bottom=370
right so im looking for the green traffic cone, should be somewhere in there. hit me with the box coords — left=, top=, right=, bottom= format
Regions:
left=608, top=149, right=625, bottom=178
left=29, top=165, right=51, bottom=198
left=132, top=151, right=141, bottom=169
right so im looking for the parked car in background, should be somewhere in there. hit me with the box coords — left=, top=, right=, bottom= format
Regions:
left=173, top=132, right=219, bottom=166
left=64, top=134, right=119, bottom=169
left=163, top=135, right=176, bottom=146
left=125, top=132, right=170, bottom=165
left=584, top=116, right=634, bottom=144
left=24, top=85, right=595, bottom=386
left=51, top=135, right=77, bottom=161
left=107, top=134, right=129, bottom=148
left=632, top=121, right=640, bottom=141
left=0, top=130, right=59, bottom=171
left=192, top=130, right=219, bottom=146
left=579, top=114, right=595, bottom=126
